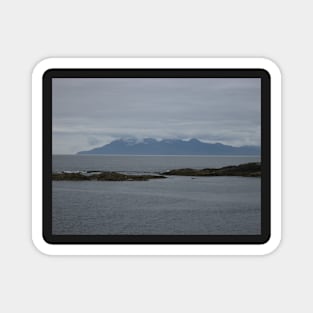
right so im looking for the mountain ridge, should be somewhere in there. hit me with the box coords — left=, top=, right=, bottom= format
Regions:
left=77, top=138, right=260, bottom=155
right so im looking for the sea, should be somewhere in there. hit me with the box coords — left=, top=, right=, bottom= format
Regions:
left=52, top=155, right=261, bottom=235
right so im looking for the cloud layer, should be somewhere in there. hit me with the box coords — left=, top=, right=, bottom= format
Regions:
left=52, top=78, right=261, bottom=154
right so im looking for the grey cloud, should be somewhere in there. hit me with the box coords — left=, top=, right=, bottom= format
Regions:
left=52, top=78, right=261, bottom=154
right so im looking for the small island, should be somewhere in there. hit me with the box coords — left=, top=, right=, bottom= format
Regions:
left=162, top=162, right=261, bottom=177
left=52, top=162, right=261, bottom=181
left=52, top=171, right=167, bottom=181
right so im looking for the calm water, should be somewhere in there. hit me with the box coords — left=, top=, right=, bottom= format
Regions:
left=52, top=155, right=261, bottom=235
left=53, top=154, right=260, bottom=173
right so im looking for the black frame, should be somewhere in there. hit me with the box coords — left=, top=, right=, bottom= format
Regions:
left=43, top=69, right=270, bottom=244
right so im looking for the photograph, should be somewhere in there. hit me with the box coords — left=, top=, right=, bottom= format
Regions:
left=51, top=76, right=262, bottom=236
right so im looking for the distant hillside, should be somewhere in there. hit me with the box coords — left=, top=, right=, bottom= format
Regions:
left=77, top=138, right=260, bottom=155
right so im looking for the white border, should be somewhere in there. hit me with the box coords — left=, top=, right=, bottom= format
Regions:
left=32, top=58, right=281, bottom=255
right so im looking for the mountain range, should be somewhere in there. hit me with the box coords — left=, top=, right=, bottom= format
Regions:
left=77, top=138, right=260, bottom=155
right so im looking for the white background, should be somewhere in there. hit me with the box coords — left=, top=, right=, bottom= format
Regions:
left=0, top=0, right=310, bottom=312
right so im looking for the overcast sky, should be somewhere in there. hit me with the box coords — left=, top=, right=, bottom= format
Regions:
left=52, top=78, right=261, bottom=154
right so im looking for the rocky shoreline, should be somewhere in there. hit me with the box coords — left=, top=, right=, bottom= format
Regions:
left=52, top=171, right=166, bottom=181
left=161, top=162, right=261, bottom=177
left=52, top=162, right=261, bottom=181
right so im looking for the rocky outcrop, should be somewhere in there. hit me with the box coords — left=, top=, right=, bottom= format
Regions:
left=52, top=172, right=166, bottom=181
left=161, top=162, right=261, bottom=177
left=52, top=163, right=261, bottom=181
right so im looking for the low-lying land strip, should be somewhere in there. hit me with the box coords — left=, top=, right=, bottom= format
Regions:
left=52, top=172, right=166, bottom=181
left=161, top=162, right=261, bottom=177
left=52, top=162, right=261, bottom=181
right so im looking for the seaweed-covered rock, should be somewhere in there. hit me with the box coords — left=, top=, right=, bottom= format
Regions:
left=52, top=172, right=90, bottom=181
left=52, top=171, right=166, bottom=181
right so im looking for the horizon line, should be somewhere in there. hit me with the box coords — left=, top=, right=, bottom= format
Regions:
left=52, top=154, right=261, bottom=157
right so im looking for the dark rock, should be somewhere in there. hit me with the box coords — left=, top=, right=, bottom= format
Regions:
left=52, top=171, right=167, bottom=181
left=161, top=162, right=261, bottom=177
